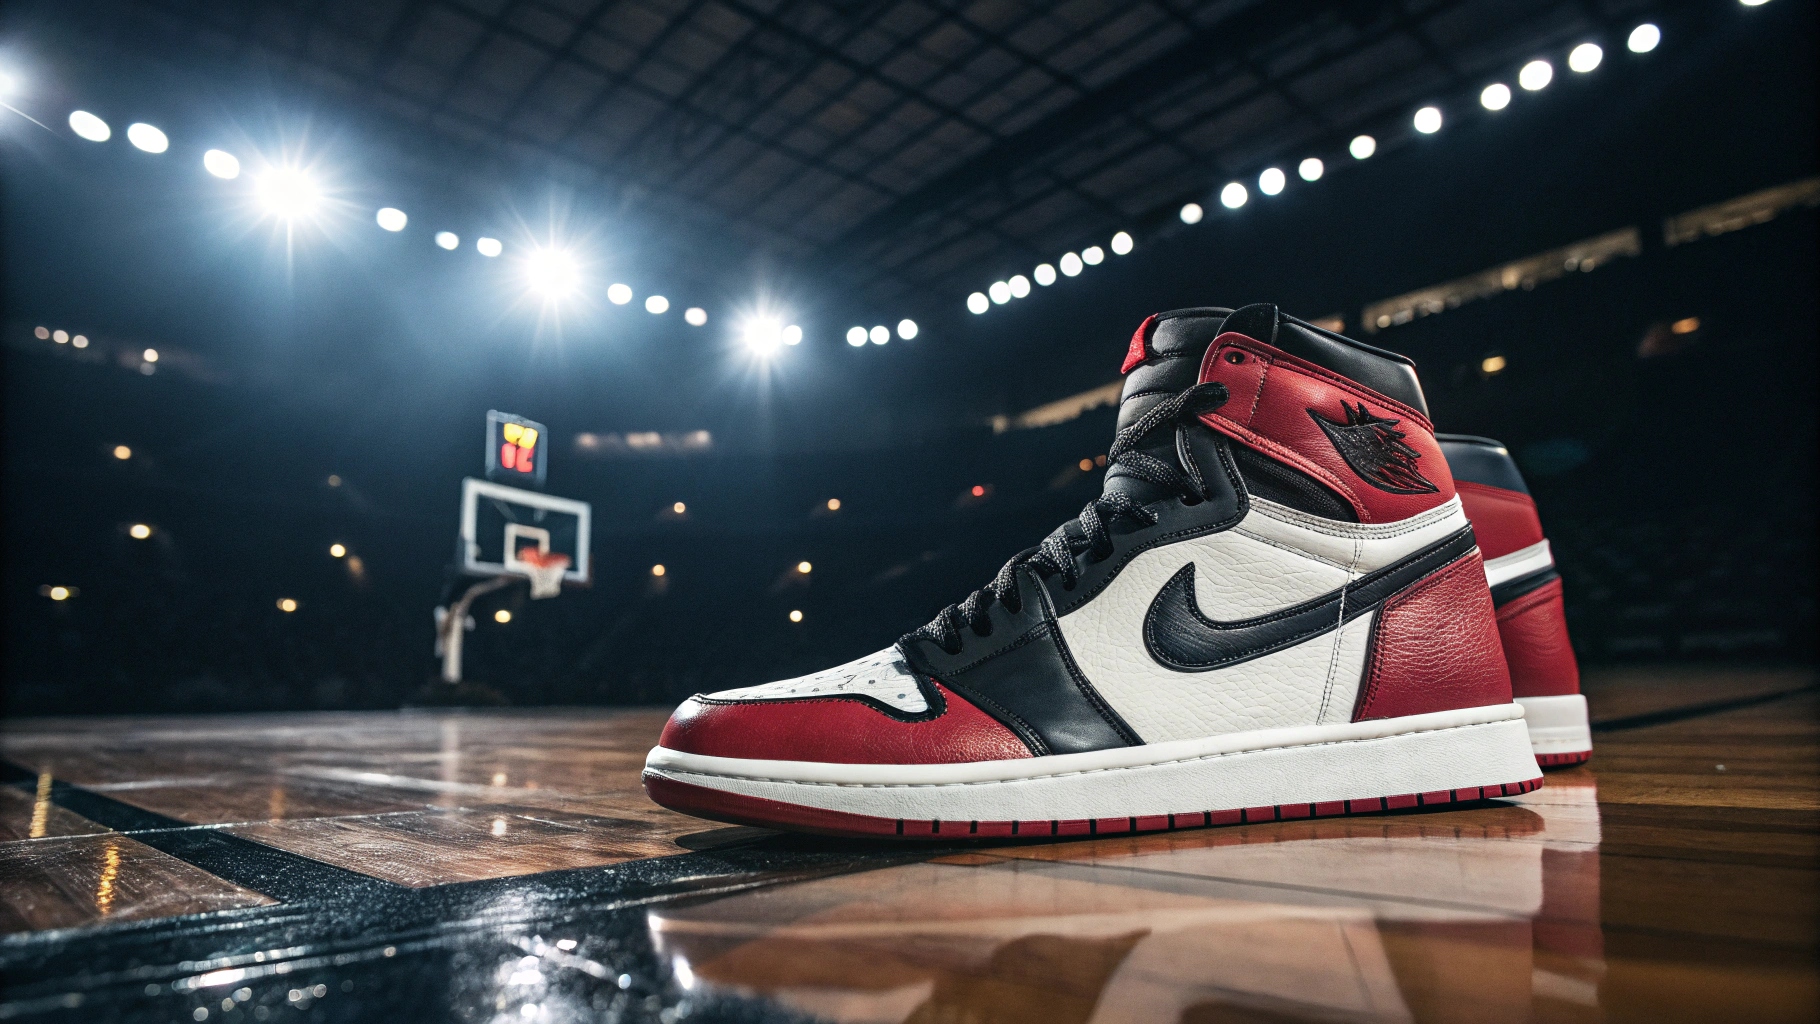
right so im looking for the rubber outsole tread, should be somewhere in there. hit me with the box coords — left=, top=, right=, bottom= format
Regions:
left=643, top=772, right=1545, bottom=841
left=1535, top=749, right=1592, bottom=768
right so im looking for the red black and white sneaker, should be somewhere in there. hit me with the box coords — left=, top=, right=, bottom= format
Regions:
left=1437, top=434, right=1591, bottom=768
left=644, top=304, right=1542, bottom=838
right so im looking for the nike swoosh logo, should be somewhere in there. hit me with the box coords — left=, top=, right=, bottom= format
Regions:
left=1143, top=526, right=1478, bottom=672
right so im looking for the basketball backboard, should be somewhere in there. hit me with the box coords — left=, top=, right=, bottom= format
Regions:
left=458, top=477, right=590, bottom=585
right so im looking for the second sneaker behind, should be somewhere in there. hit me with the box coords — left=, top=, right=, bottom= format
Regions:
left=645, top=303, right=1542, bottom=838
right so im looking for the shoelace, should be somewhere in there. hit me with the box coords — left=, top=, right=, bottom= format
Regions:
left=907, top=381, right=1231, bottom=655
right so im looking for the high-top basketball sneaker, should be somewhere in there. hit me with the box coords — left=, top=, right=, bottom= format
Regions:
left=644, top=304, right=1541, bottom=838
left=1438, top=434, right=1591, bottom=767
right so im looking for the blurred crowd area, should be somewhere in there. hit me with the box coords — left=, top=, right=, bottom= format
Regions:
left=5, top=212, right=1814, bottom=715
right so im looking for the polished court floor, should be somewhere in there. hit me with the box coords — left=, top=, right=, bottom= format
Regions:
left=2, top=665, right=1815, bottom=1023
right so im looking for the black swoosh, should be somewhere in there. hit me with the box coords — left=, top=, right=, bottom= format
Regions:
left=1144, top=526, right=1477, bottom=671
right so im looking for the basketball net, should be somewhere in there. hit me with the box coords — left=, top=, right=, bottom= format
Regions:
left=516, top=548, right=571, bottom=600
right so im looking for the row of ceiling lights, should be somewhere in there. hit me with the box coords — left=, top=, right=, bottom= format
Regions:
left=968, top=19, right=1674, bottom=315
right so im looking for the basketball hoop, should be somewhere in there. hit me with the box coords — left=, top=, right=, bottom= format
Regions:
left=517, top=548, right=570, bottom=599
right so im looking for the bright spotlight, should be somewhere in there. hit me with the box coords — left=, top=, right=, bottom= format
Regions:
left=435, top=231, right=459, bottom=250
left=1009, top=274, right=1031, bottom=298
left=524, top=248, right=581, bottom=298
left=255, top=168, right=323, bottom=221
left=129, top=523, right=152, bottom=540
left=1060, top=252, right=1083, bottom=276
left=376, top=207, right=408, bottom=231
left=126, top=123, right=168, bottom=153
left=1298, top=157, right=1324, bottom=182
left=142, top=348, right=159, bottom=363
left=1110, top=231, right=1134, bottom=255
left=1568, top=43, right=1603, bottom=73
left=1082, top=246, right=1105, bottom=265
left=743, top=317, right=785, bottom=355
left=847, top=326, right=868, bottom=345
left=68, top=110, right=110, bottom=142
left=1519, top=60, right=1553, bottom=91
left=896, top=319, right=918, bottom=339
left=1628, top=23, right=1661, bottom=53
left=203, top=149, right=241, bottom=179
left=869, top=325, right=889, bottom=345
left=1220, top=182, right=1248, bottom=208
left=277, top=598, right=298, bottom=613
left=1481, top=83, right=1511, bottom=110
left=989, top=281, right=1011, bottom=304
left=494, top=609, right=512, bottom=624
left=782, top=324, right=802, bottom=345
left=967, top=292, right=989, bottom=314
left=113, top=445, right=132, bottom=460
left=1034, top=263, right=1057, bottom=285
left=1413, top=106, right=1442, bottom=134
left=1740, top=0, right=1769, bottom=6
left=1179, top=202, right=1204, bottom=224
left=796, top=561, right=812, bottom=574
left=1349, top=134, right=1377, bottom=159
left=789, top=609, right=803, bottom=623
left=684, top=307, right=708, bottom=326
left=329, top=543, right=346, bottom=558
left=645, top=295, right=670, bottom=314
left=1258, top=167, right=1286, bottom=195
left=476, top=237, right=503, bottom=257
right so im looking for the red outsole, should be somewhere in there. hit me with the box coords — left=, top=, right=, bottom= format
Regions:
left=643, top=772, right=1546, bottom=841
left=1536, top=749, right=1592, bottom=768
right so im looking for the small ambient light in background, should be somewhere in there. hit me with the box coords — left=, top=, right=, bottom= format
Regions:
left=672, top=502, right=686, bottom=514
left=476, top=237, right=503, bottom=257
left=967, top=292, right=989, bottom=314
left=53, top=329, right=68, bottom=343
left=826, top=498, right=841, bottom=511
left=376, top=207, right=408, bottom=231
left=1568, top=43, right=1603, bottom=73
left=142, top=348, right=159, bottom=363
left=68, top=110, right=111, bottom=142
left=1519, top=60, right=1553, bottom=91
left=1413, top=106, right=1443, bottom=134
left=126, top=123, right=169, bottom=154
left=277, top=598, right=298, bottom=613
left=869, top=325, right=889, bottom=345
left=1628, top=23, right=1661, bottom=53
left=796, top=561, right=812, bottom=575
left=651, top=564, right=666, bottom=577
left=1060, top=252, right=1084, bottom=276
left=684, top=307, right=708, bottom=326
left=1081, top=245, right=1105, bottom=265
left=73, top=335, right=88, bottom=348
left=1349, top=135, right=1377, bottom=160
left=1481, top=83, right=1511, bottom=111
left=606, top=283, right=633, bottom=305
left=34, top=326, right=49, bottom=339
left=129, top=524, right=153, bottom=540
left=203, top=149, right=241, bottom=179
left=1033, top=263, right=1057, bottom=286
left=1298, top=158, right=1324, bottom=182
left=494, top=609, right=512, bottom=624
left=1671, top=317, right=1701, bottom=334
left=645, top=295, right=669, bottom=314
left=989, top=281, right=1011, bottom=304
left=1079, top=458, right=1093, bottom=471
left=1008, top=274, right=1031, bottom=298
left=1220, top=182, right=1248, bottom=208
left=47, top=587, right=71, bottom=602
left=435, top=231, right=460, bottom=250
left=788, top=609, right=804, bottom=624
left=1110, top=231, right=1134, bottom=255
left=782, top=324, right=803, bottom=345
left=329, top=543, right=346, bottom=558
left=847, top=325, right=869, bottom=345
left=327, top=474, right=342, bottom=487
left=1481, top=355, right=1508, bottom=375
left=897, top=319, right=918, bottom=339
left=1179, top=202, right=1204, bottom=224
left=1257, top=167, right=1286, bottom=196
left=113, top=445, right=132, bottom=460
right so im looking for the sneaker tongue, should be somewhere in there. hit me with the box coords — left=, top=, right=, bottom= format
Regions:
left=1102, top=307, right=1234, bottom=503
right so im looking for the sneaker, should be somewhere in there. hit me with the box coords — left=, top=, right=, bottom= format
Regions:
left=644, top=303, right=1542, bottom=838
left=1438, top=434, right=1591, bottom=767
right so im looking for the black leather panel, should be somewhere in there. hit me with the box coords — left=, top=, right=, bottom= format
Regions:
left=1491, top=566, right=1559, bottom=607
left=1116, top=308, right=1230, bottom=431
left=1229, top=442, right=1357, bottom=521
left=901, top=570, right=1138, bottom=755
left=1220, top=303, right=1431, bottom=419
left=1437, top=434, right=1531, bottom=494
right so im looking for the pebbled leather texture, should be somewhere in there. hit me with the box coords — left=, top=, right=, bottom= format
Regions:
left=1353, top=549, right=1513, bottom=721
left=659, top=682, right=1031, bottom=764
left=1198, top=332, right=1454, bottom=523
left=1496, top=577, right=1582, bottom=698
left=1454, top=481, right=1545, bottom=562
left=1221, top=303, right=1431, bottom=418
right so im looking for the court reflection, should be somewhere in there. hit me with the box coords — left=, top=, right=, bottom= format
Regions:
left=649, top=776, right=1602, bottom=1023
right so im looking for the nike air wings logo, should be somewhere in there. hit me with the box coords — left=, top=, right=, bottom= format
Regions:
left=1143, top=527, right=1476, bottom=672
left=1309, top=401, right=1438, bottom=495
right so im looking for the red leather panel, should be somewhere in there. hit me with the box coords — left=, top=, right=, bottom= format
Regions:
left=1496, top=577, right=1581, bottom=698
left=658, top=682, right=1033, bottom=764
left=1455, top=481, right=1545, bottom=561
left=1354, top=549, right=1513, bottom=721
left=1121, top=314, right=1157, bottom=373
left=1196, top=332, right=1454, bottom=523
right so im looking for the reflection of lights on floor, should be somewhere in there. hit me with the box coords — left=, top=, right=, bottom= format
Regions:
left=29, top=772, right=51, bottom=838
left=95, top=841, right=121, bottom=915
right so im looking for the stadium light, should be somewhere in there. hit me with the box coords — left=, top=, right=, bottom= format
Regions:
left=435, top=231, right=459, bottom=250
left=523, top=247, right=581, bottom=298
left=1110, top=231, right=1134, bottom=255
left=1628, top=24, right=1661, bottom=52
left=203, top=149, right=241, bottom=179
left=606, top=283, right=633, bottom=304
left=684, top=307, right=708, bottom=326
left=1413, top=106, right=1443, bottom=134
left=129, top=523, right=152, bottom=540
left=376, top=207, right=408, bottom=231
left=113, top=445, right=132, bottom=460
left=1034, top=263, right=1057, bottom=285
left=68, top=110, right=110, bottom=141
left=989, top=281, right=1011, bottom=304
left=869, top=325, right=889, bottom=345
left=476, top=237, right=503, bottom=257
left=126, top=123, right=168, bottom=153
left=1220, top=182, right=1248, bottom=208
left=1298, top=158, right=1324, bottom=182
left=1179, top=202, right=1204, bottom=224
left=1481, top=83, right=1511, bottom=111
left=967, top=292, right=989, bottom=314
left=1008, top=274, right=1031, bottom=298
left=783, top=324, right=802, bottom=345
left=255, top=167, right=323, bottom=221
left=1059, top=252, right=1083, bottom=276
left=1740, top=0, right=1769, bottom=6
left=1349, top=134, right=1376, bottom=159
left=1082, top=245, right=1105, bottom=265
left=645, top=295, right=670, bottom=314
left=1258, top=167, right=1285, bottom=196
left=1568, top=43, right=1603, bottom=73
left=847, top=325, right=868, bottom=344
left=742, top=316, right=786, bottom=355
left=1519, top=60, right=1553, bottom=91
left=897, top=319, right=918, bottom=339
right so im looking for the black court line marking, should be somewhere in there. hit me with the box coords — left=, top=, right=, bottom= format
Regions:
left=1590, top=683, right=1818, bottom=734
left=1, top=760, right=401, bottom=902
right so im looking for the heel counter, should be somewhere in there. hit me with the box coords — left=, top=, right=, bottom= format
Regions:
left=1497, top=577, right=1581, bottom=697
left=1354, top=548, right=1513, bottom=721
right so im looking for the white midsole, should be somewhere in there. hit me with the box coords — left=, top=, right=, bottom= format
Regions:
left=644, top=704, right=1537, bottom=822
left=1515, top=694, right=1592, bottom=754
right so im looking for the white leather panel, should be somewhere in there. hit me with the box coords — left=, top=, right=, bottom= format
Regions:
left=705, top=647, right=926, bottom=713
left=1239, top=496, right=1468, bottom=574
left=1484, top=539, right=1553, bottom=587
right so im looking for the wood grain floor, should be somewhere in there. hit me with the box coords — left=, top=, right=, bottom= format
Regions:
left=2, top=665, right=1814, bottom=1022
